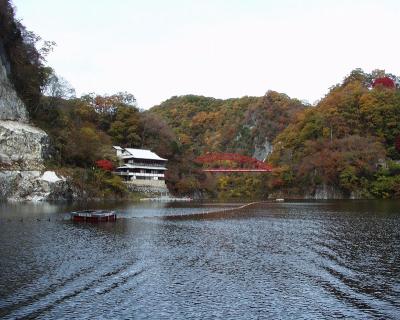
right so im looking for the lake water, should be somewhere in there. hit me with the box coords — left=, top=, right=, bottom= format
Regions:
left=0, top=200, right=399, bottom=319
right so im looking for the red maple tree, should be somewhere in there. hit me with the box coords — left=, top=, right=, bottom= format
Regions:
left=372, top=77, right=395, bottom=89
left=95, top=159, right=114, bottom=171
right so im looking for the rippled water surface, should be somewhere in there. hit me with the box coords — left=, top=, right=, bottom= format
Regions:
left=0, top=200, right=399, bottom=319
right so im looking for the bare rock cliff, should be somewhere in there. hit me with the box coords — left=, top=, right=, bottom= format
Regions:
left=0, top=120, right=49, bottom=171
left=0, top=55, right=29, bottom=122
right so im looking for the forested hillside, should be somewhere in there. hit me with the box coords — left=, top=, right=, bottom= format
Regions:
left=269, top=69, right=400, bottom=198
left=151, top=93, right=305, bottom=158
left=150, top=92, right=306, bottom=198
left=151, top=70, right=400, bottom=199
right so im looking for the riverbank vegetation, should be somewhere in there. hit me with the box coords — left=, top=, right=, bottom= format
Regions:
left=268, top=70, right=400, bottom=198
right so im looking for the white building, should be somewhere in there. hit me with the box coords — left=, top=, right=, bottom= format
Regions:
left=113, top=146, right=167, bottom=182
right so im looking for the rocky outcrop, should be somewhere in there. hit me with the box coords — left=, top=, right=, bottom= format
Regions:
left=270, top=184, right=353, bottom=200
left=0, top=120, right=49, bottom=170
left=253, top=138, right=273, bottom=161
left=0, top=170, right=75, bottom=201
left=0, top=116, right=71, bottom=202
left=306, top=184, right=345, bottom=200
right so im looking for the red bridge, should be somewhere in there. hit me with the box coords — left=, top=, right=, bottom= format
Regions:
left=195, top=153, right=273, bottom=173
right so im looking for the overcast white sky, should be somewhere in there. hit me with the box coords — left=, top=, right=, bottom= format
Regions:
left=13, top=0, right=400, bottom=109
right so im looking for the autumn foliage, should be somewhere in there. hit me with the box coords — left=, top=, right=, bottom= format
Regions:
left=150, top=92, right=305, bottom=197
left=269, top=69, right=400, bottom=198
left=372, top=77, right=395, bottom=89
left=95, top=159, right=114, bottom=171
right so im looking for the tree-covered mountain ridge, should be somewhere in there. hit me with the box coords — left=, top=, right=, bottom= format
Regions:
left=150, top=69, right=400, bottom=199
left=150, top=91, right=306, bottom=159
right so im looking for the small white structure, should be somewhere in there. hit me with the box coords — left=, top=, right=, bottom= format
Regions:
left=113, top=146, right=167, bottom=182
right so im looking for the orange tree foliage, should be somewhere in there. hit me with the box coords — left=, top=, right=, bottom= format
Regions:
left=269, top=69, right=400, bottom=198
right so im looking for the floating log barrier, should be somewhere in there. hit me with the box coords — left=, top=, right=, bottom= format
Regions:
left=163, top=201, right=271, bottom=221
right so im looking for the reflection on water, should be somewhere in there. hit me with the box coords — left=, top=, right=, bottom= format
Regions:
left=0, top=200, right=399, bottom=319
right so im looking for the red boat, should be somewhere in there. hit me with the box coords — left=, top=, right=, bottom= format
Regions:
left=71, top=210, right=117, bottom=222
